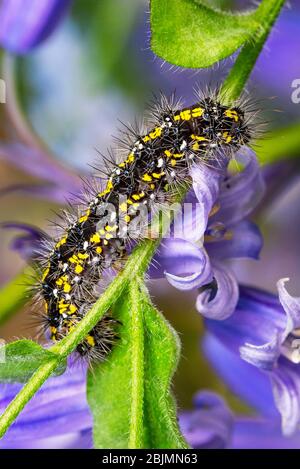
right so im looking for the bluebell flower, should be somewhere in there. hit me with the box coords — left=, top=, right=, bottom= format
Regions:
left=152, top=146, right=265, bottom=319
left=180, top=391, right=300, bottom=449
left=0, top=0, right=72, bottom=55
left=0, top=363, right=92, bottom=449
left=3, top=367, right=299, bottom=449
left=203, top=279, right=300, bottom=436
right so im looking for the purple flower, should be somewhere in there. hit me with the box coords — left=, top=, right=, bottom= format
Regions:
left=0, top=363, right=92, bottom=449
left=3, top=365, right=299, bottom=449
left=0, top=0, right=72, bottom=54
left=0, top=222, right=47, bottom=260
left=180, top=391, right=300, bottom=449
left=152, top=146, right=265, bottom=320
left=203, top=279, right=300, bottom=435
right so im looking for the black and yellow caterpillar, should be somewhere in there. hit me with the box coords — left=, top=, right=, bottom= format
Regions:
left=38, top=94, right=252, bottom=361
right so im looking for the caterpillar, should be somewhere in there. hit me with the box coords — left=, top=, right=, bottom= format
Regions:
left=35, top=91, right=253, bottom=363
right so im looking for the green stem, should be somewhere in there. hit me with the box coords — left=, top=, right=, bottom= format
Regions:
left=219, top=0, right=285, bottom=104
left=0, top=0, right=287, bottom=439
left=128, top=281, right=144, bottom=449
left=0, top=239, right=158, bottom=438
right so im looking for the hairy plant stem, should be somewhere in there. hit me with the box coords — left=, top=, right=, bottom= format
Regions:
left=0, top=0, right=286, bottom=440
left=219, top=0, right=286, bottom=104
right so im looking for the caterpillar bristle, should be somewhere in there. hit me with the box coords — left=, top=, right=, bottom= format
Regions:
left=32, top=88, right=258, bottom=364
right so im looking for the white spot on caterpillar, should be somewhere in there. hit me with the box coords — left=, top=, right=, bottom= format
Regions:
left=157, top=158, right=164, bottom=168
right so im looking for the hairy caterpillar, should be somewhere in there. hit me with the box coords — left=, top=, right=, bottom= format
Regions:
left=35, top=91, right=254, bottom=363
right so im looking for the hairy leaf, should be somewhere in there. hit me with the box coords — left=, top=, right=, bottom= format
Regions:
left=87, top=281, right=188, bottom=449
left=0, top=340, right=65, bottom=383
left=150, top=0, right=261, bottom=68
left=142, top=290, right=189, bottom=448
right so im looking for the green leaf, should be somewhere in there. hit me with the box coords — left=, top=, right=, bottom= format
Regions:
left=150, top=0, right=261, bottom=68
left=87, top=281, right=188, bottom=449
left=142, top=289, right=189, bottom=448
left=0, top=340, right=65, bottom=383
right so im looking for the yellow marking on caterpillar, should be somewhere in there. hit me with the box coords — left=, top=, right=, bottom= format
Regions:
left=132, top=191, right=145, bottom=201
left=56, top=275, right=68, bottom=286
left=96, top=246, right=103, bottom=254
left=192, top=142, right=199, bottom=151
left=75, top=264, right=83, bottom=274
left=224, top=109, right=239, bottom=122
left=90, top=233, right=101, bottom=243
left=63, top=283, right=71, bottom=293
left=125, top=214, right=131, bottom=223
left=192, top=107, right=204, bottom=118
left=68, top=255, right=78, bottom=264
left=86, top=335, right=95, bottom=347
left=191, top=134, right=209, bottom=142
left=165, top=150, right=183, bottom=159
left=150, top=183, right=155, bottom=190
left=174, top=114, right=181, bottom=121
left=143, top=135, right=150, bottom=143
left=79, top=209, right=91, bottom=224
left=124, top=153, right=135, bottom=164
left=42, top=266, right=50, bottom=281
left=105, top=224, right=118, bottom=232
left=105, top=233, right=113, bottom=240
left=142, top=173, right=152, bottom=182
left=173, top=152, right=184, bottom=159
left=152, top=172, right=165, bottom=179
left=69, top=304, right=77, bottom=314
left=99, top=179, right=114, bottom=197
left=120, top=202, right=127, bottom=212
left=180, top=109, right=192, bottom=120
left=103, top=240, right=109, bottom=245
left=78, top=252, right=89, bottom=260
left=149, top=127, right=162, bottom=139
left=223, top=131, right=232, bottom=144
left=171, top=159, right=177, bottom=167
left=55, top=237, right=67, bottom=249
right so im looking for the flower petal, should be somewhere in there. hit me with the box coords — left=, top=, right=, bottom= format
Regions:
left=239, top=280, right=300, bottom=371
left=0, top=0, right=72, bottom=54
left=277, top=278, right=300, bottom=340
left=1, top=222, right=48, bottom=260
left=156, top=239, right=213, bottom=291
left=0, top=142, right=79, bottom=196
left=196, top=262, right=239, bottom=319
left=179, top=391, right=233, bottom=449
left=188, top=160, right=224, bottom=241
left=0, top=363, right=92, bottom=443
left=216, top=147, right=265, bottom=226
left=206, top=219, right=263, bottom=260
left=271, top=360, right=300, bottom=436
left=202, top=333, right=277, bottom=417
left=240, top=334, right=281, bottom=371
left=232, top=417, right=300, bottom=449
